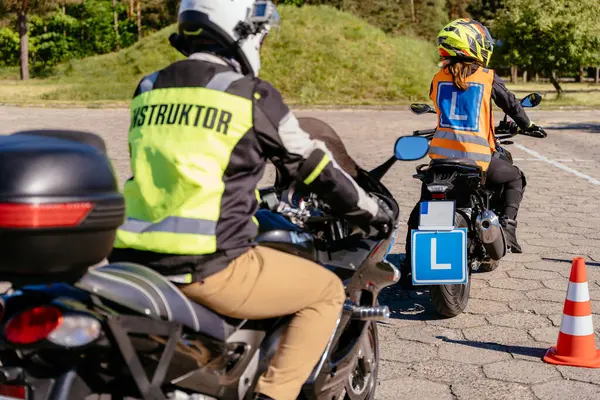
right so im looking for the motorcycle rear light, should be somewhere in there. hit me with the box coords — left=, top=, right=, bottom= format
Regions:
left=4, top=306, right=62, bottom=345
left=4, top=306, right=101, bottom=348
left=427, top=184, right=449, bottom=193
left=0, top=202, right=93, bottom=228
left=0, top=384, right=27, bottom=399
left=431, top=193, right=446, bottom=199
left=47, top=315, right=101, bottom=348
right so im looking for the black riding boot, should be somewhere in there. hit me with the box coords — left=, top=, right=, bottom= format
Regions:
left=503, top=218, right=522, bottom=254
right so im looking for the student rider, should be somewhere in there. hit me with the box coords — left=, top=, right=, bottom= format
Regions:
left=400, top=18, right=547, bottom=288
left=107, top=0, right=395, bottom=399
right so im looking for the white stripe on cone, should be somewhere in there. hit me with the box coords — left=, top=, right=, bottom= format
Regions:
left=559, top=315, right=595, bottom=336
left=567, top=282, right=590, bottom=302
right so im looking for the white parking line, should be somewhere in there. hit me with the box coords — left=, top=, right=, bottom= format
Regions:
left=514, top=143, right=600, bottom=186
left=512, top=158, right=595, bottom=162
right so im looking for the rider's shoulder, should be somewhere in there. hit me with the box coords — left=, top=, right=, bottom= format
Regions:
left=254, top=78, right=284, bottom=100
left=480, top=67, right=496, bottom=76
left=253, top=78, right=290, bottom=114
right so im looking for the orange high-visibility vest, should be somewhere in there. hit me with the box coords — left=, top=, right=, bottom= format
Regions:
left=429, top=67, right=496, bottom=171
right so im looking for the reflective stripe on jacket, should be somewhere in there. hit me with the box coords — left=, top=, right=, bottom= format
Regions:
left=429, top=67, right=495, bottom=171
left=112, top=53, right=379, bottom=279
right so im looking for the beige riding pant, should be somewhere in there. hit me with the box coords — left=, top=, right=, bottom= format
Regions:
left=180, top=246, right=345, bottom=400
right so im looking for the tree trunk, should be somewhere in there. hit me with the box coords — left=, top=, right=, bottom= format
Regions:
left=579, top=67, right=586, bottom=83
left=523, top=70, right=527, bottom=83
left=596, top=67, right=599, bottom=84
left=549, top=71, right=563, bottom=95
left=129, top=0, right=134, bottom=18
left=113, top=0, right=120, bottom=50
left=510, top=66, right=518, bottom=84
left=535, top=73, right=539, bottom=82
left=18, top=10, right=29, bottom=81
left=63, top=5, right=67, bottom=37
left=137, top=0, right=142, bottom=41
left=410, top=0, right=416, bottom=23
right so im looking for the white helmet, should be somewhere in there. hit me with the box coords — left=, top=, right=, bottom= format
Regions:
left=171, top=0, right=280, bottom=77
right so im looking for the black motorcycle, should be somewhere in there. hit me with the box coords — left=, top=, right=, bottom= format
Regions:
left=407, top=92, right=544, bottom=317
left=0, top=130, right=429, bottom=400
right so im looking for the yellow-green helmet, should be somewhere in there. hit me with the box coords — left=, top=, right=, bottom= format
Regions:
left=437, top=18, right=495, bottom=67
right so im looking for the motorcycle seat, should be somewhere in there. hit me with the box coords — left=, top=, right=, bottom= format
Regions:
left=430, top=158, right=480, bottom=168
left=77, top=263, right=241, bottom=341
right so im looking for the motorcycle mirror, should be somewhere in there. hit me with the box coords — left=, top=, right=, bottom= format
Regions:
left=410, top=103, right=435, bottom=115
left=394, top=136, right=429, bottom=161
left=520, top=92, right=542, bottom=108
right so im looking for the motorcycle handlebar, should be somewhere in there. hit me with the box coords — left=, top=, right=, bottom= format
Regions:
left=413, top=126, right=522, bottom=142
left=412, top=128, right=436, bottom=137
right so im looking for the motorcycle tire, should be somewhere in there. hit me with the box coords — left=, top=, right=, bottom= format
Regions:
left=344, top=321, right=379, bottom=400
left=480, top=259, right=499, bottom=272
left=429, top=213, right=472, bottom=318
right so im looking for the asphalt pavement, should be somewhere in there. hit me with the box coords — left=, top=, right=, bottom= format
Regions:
left=1, top=106, right=599, bottom=399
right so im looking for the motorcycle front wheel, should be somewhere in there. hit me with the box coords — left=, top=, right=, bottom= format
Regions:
left=429, top=212, right=472, bottom=318
left=344, top=322, right=379, bottom=400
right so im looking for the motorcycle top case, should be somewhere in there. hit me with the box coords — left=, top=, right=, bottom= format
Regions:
left=0, top=131, right=125, bottom=284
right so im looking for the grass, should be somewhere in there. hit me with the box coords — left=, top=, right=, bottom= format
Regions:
left=505, top=81, right=600, bottom=108
left=0, top=5, right=438, bottom=107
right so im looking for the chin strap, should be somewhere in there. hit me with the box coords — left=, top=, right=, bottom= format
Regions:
left=169, top=33, right=189, bottom=57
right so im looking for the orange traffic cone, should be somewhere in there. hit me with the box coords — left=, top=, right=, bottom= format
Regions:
left=544, top=257, right=600, bottom=368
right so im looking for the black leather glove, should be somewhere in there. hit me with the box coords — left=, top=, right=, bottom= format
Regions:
left=346, top=196, right=395, bottom=239
left=521, top=123, right=547, bottom=138
left=371, top=197, right=395, bottom=237
left=496, top=120, right=519, bottom=135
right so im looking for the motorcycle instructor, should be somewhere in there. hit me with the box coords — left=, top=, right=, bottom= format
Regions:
left=400, top=18, right=547, bottom=288
left=108, top=1, right=395, bottom=399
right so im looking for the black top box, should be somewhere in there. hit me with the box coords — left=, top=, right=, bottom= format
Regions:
left=0, top=130, right=125, bottom=285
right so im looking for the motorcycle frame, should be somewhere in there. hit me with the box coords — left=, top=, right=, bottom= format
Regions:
left=0, top=218, right=397, bottom=400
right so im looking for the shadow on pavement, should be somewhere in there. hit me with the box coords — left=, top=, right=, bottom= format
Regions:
left=436, top=336, right=549, bottom=359
left=543, top=257, right=600, bottom=267
left=546, top=123, right=600, bottom=134
left=379, top=253, right=450, bottom=323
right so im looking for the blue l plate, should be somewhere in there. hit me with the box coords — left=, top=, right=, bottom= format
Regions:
left=411, top=228, right=468, bottom=285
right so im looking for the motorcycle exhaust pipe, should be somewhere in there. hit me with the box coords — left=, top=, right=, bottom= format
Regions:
left=344, top=302, right=390, bottom=321
left=475, top=210, right=507, bottom=260
left=475, top=210, right=501, bottom=244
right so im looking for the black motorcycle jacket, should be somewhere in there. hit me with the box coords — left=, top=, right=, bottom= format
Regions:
left=109, top=53, right=380, bottom=280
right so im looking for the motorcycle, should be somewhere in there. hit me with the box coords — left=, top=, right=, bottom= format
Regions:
left=0, top=129, right=429, bottom=400
left=406, top=92, right=544, bottom=317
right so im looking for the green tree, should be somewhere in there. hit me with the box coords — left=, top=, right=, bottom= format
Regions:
left=446, top=0, right=471, bottom=19
left=340, top=0, right=447, bottom=38
left=493, top=0, right=600, bottom=94
left=467, top=0, right=505, bottom=25
left=0, top=0, right=78, bottom=80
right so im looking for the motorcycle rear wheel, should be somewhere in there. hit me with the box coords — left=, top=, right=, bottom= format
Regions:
left=429, top=213, right=472, bottom=318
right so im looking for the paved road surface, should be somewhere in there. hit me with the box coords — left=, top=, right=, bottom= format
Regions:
left=1, top=107, right=600, bottom=399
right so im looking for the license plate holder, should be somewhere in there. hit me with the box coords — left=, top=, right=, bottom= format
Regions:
left=418, top=200, right=455, bottom=231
